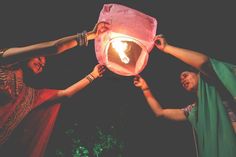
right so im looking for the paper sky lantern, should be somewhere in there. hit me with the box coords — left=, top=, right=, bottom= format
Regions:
left=95, top=3, right=157, bottom=76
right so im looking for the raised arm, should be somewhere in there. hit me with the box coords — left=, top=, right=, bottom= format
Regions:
left=56, top=64, right=105, bottom=99
left=133, top=75, right=186, bottom=121
left=0, top=22, right=110, bottom=64
left=154, top=35, right=209, bottom=70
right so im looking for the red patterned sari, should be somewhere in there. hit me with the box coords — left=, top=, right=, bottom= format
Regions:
left=0, top=65, right=61, bottom=157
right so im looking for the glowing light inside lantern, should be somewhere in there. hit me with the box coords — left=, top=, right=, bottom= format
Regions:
left=111, top=40, right=130, bottom=64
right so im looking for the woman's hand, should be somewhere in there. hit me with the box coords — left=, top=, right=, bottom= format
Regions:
left=133, top=75, right=149, bottom=90
left=87, top=21, right=110, bottom=40
left=90, top=64, right=106, bottom=79
left=154, top=34, right=168, bottom=52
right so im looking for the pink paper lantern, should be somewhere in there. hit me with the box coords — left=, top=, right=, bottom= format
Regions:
left=95, top=4, right=157, bottom=76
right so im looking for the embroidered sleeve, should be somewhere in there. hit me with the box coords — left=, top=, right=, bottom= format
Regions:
left=181, top=103, right=196, bottom=117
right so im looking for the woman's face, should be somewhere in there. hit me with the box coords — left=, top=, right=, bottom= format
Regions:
left=180, top=71, right=199, bottom=92
left=27, top=56, right=46, bottom=74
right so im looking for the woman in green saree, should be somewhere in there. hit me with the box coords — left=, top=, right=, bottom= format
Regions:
left=134, top=35, right=236, bottom=157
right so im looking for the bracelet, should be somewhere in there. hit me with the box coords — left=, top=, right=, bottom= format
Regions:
left=142, top=88, right=150, bottom=91
left=77, top=30, right=88, bottom=46
left=82, top=31, right=88, bottom=46
left=86, top=74, right=95, bottom=83
left=89, top=73, right=95, bottom=79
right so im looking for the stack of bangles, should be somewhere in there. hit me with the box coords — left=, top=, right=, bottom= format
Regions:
left=86, top=74, right=95, bottom=83
left=77, top=30, right=88, bottom=46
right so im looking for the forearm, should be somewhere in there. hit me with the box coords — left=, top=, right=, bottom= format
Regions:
left=1, top=34, right=84, bottom=64
left=58, top=73, right=95, bottom=98
left=143, top=89, right=186, bottom=121
left=54, top=31, right=89, bottom=53
left=3, top=34, right=78, bottom=56
left=53, top=34, right=78, bottom=53
left=142, top=89, right=164, bottom=117
left=164, top=45, right=209, bottom=69
left=162, top=109, right=187, bottom=121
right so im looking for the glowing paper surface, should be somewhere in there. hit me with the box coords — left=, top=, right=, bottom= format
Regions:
left=95, top=3, right=157, bottom=76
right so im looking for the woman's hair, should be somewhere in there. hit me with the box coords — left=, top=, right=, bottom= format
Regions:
left=20, top=60, right=41, bottom=88
left=22, top=58, right=49, bottom=89
left=184, top=66, right=198, bottom=74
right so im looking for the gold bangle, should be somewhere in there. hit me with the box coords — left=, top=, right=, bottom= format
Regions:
left=86, top=74, right=95, bottom=83
left=89, top=73, right=95, bottom=79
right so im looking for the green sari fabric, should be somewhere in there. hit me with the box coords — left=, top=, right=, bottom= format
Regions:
left=188, top=58, right=236, bottom=157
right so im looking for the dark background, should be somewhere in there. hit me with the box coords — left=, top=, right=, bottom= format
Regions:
left=0, top=1, right=235, bottom=157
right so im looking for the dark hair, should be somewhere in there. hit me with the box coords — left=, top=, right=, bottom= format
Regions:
left=20, top=60, right=43, bottom=88
left=179, top=67, right=199, bottom=79
left=182, top=66, right=198, bottom=74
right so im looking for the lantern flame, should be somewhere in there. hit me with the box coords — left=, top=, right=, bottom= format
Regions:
left=111, top=40, right=130, bottom=64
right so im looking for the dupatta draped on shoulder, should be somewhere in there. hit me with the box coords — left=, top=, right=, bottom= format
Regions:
left=188, top=58, right=236, bottom=157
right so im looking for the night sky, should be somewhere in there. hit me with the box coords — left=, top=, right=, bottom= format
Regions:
left=0, top=1, right=235, bottom=157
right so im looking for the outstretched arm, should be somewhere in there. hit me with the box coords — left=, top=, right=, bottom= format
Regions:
left=1, top=35, right=79, bottom=61
left=155, top=35, right=209, bottom=70
left=134, top=75, right=186, bottom=121
left=56, top=64, right=105, bottom=99
left=0, top=22, right=110, bottom=64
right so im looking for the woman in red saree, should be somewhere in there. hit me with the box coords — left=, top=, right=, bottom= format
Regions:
left=0, top=22, right=109, bottom=157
